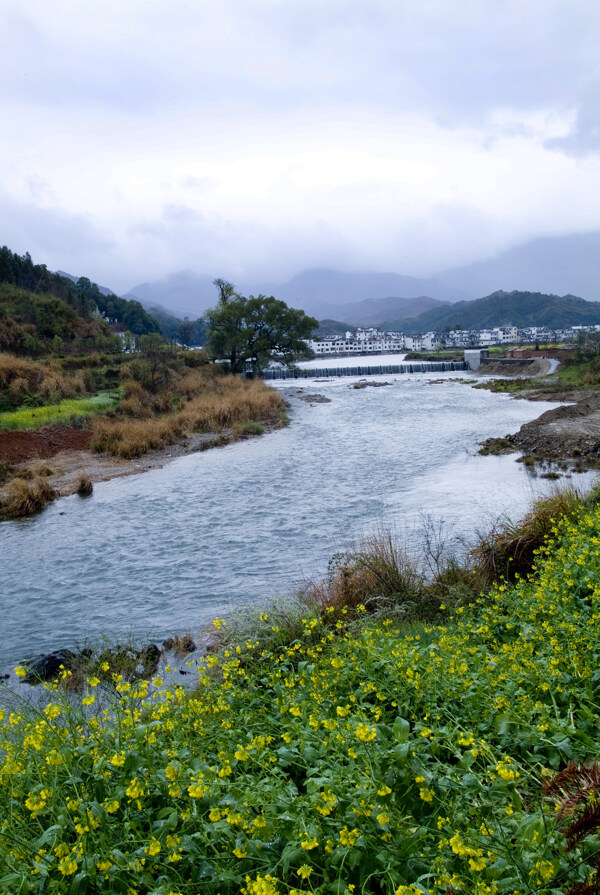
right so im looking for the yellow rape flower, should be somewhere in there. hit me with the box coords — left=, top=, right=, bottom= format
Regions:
left=109, top=753, right=126, bottom=767
left=339, top=827, right=359, bottom=847
left=355, top=723, right=376, bottom=742
left=126, top=778, right=143, bottom=799
left=147, top=839, right=161, bottom=856
left=300, top=836, right=318, bottom=850
left=58, top=855, right=78, bottom=876
left=188, top=782, right=206, bottom=798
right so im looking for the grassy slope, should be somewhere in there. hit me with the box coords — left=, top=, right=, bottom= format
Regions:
left=2, top=502, right=600, bottom=893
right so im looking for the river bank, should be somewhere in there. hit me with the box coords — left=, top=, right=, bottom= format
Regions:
left=475, top=361, right=600, bottom=467
left=0, top=366, right=286, bottom=517
left=0, top=421, right=283, bottom=508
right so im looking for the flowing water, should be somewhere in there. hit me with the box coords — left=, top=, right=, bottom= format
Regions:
left=0, top=370, right=587, bottom=669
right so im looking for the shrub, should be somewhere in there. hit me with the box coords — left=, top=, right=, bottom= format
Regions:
left=304, top=530, right=425, bottom=617
left=0, top=475, right=57, bottom=517
left=76, top=475, right=93, bottom=496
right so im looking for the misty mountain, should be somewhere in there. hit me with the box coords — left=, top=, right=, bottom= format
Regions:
left=125, top=271, right=219, bottom=317
left=317, top=295, right=447, bottom=326
left=438, top=231, right=600, bottom=303
left=125, top=268, right=466, bottom=319
left=274, top=269, right=468, bottom=313
left=388, top=290, right=600, bottom=334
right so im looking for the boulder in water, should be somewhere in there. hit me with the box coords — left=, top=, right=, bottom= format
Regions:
left=23, top=649, right=77, bottom=684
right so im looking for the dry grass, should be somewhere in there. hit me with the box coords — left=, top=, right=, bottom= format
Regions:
left=18, top=461, right=56, bottom=479
left=0, top=475, right=57, bottom=518
left=470, top=489, right=583, bottom=584
left=178, top=376, right=282, bottom=431
left=92, top=417, right=187, bottom=459
left=93, top=371, right=284, bottom=458
left=304, top=530, right=427, bottom=617
left=0, top=353, right=87, bottom=405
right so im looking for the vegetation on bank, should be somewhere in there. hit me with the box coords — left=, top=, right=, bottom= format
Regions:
left=474, top=342, right=600, bottom=397
left=0, top=392, right=120, bottom=430
left=3, top=490, right=600, bottom=893
left=0, top=344, right=286, bottom=518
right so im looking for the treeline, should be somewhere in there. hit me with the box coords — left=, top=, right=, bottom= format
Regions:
left=145, top=304, right=206, bottom=347
left=0, top=283, right=120, bottom=355
left=75, top=277, right=159, bottom=337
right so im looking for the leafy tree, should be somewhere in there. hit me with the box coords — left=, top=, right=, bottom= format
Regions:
left=131, top=333, right=174, bottom=392
left=205, top=280, right=317, bottom=374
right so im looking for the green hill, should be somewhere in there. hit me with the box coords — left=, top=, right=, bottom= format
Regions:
left=145, top=304, right=206, bottom=346
left=0, top=246, right=160, bottom=353
left=385, top=290, right=600, bottom=333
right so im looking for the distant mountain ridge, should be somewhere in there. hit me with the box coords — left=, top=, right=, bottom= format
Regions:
left=125, top=268, right=465, bottom=320
left=122, top=230, right=600, bottom=323
left=316, top=295, right=447, bottom=326
left=125, top=271, right=218, bottom=318
left=272, top=269, right=469, bottom=313
left=438, top=231, right=600, bottom=303
left=388, top=290, right=600, bottom=334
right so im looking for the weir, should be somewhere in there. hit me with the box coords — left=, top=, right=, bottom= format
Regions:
left=263, top=361, right=468, bottom=379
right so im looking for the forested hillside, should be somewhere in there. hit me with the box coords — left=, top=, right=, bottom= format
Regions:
left=0, top=247, right=159, bottom=354
left=389, top=290, right=600, bottom=333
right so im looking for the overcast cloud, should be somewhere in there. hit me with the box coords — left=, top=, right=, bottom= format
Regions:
left=1, top=0, right=599, bottom=292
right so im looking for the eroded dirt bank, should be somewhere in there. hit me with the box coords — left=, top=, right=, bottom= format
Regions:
left=476, top=360, right=600, bottom=466
left=0, top=425, right=273, bottom=506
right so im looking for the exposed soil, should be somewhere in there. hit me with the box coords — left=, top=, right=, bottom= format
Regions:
left=511, top=392, right=600, bottom=462
left=0, top=424, right=92, bottom=465
left=476, top=358, right=551, bottom=377
left=0, top=423, right=275, bottom=508
left=478, top=384, right=600, bottom=468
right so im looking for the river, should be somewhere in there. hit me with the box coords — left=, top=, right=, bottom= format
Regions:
left=0, top=367, right=586, bottom=669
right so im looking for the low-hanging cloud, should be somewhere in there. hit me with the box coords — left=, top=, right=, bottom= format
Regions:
left=1, top=0, right=599, bottom=293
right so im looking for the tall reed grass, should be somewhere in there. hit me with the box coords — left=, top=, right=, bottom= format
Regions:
left=93, top=372, right=284, bottom=458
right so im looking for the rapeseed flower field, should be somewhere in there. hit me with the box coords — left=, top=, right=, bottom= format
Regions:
left=3, top=504, right=600, bottom=893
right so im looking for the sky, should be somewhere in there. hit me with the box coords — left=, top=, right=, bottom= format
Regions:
left=1, top=0, right=600, bottom=294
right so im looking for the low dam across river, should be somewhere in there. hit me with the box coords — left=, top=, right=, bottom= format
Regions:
left=263, top=361, right=468, bottom=379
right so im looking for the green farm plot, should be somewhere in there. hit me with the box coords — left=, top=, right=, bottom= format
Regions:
left=0, top=391, right=121, bottom=430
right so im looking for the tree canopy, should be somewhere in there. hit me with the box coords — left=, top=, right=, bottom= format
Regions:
left=205, top=280, right=317, bottom=374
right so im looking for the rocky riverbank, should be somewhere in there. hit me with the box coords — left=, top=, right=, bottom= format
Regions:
left=477, top=374, right=600, bottom=468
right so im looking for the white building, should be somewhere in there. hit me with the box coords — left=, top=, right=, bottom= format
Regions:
left=308, top=327, right=405, bottom=355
